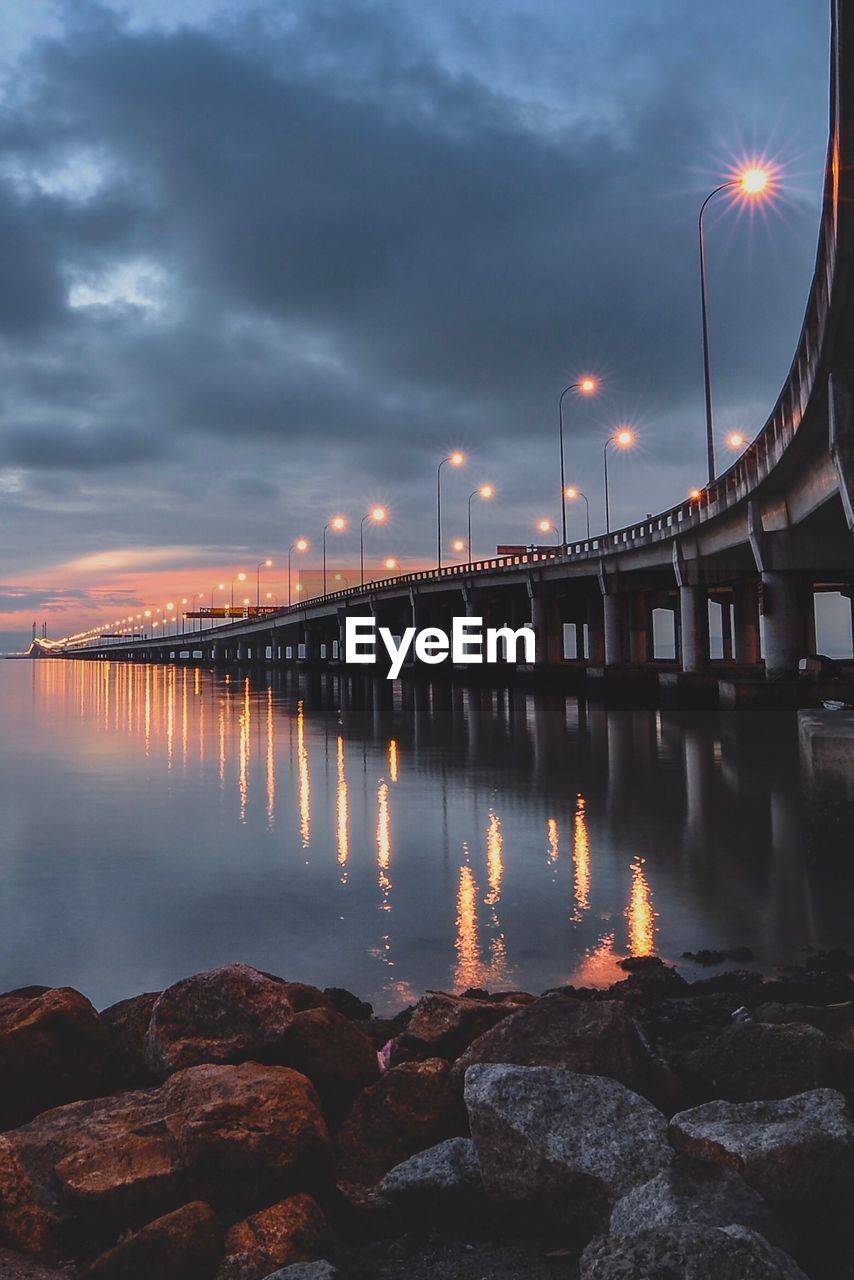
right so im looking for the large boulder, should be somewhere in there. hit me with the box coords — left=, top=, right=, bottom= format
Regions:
left=144, top=966, right=295, bottom=1078
left=454, top=993, right=683, bottom=1114
left=280, top=1008, right=378, bottom=1125
left=609, top=1156, right=790, bottom=1247
left=0, top=988, right=108, bottom=1128
left=579, top=1225, right=809, bottom=1279
left=262, top=1265, right=339, bottom=1280
left=390, top=992, right=521, bottom=1065
left=100, top=993, right=160, bottom=1089
left=379, top=1137, right=483, bottom=1217
left=4, top=1062, right=331, bottom=1260
left=0, top=1137, right=61, bottom=1261
left=334, top=1059, right=461, bottom=1188
left=464, top=1064, right=672, bottom=1243
left=0, top=1250, right=75, bottom=1279
left=677, top=1021, right=854, bottom=1103
left=78, top=1201, right=223, bottom=1280
left=669, top=1088, right=854, bottom=1247
left=215, top=1194, right=333, bottom=1280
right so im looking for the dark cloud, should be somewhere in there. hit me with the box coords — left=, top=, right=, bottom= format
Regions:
left=0, top=0, right=830, bottom=592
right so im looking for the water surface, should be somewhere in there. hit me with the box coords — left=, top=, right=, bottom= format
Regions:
left=0, top=660, right=850, bottom=1013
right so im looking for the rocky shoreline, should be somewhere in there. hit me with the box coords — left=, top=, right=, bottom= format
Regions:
left=2, top=952, right=854, bottom=1279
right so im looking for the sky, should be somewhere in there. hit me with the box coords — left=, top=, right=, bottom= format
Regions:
left=0, top=0, right=833, bottom=650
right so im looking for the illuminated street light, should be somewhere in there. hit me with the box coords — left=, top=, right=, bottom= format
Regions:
left=287, top=539, right=308, bottom=607
left=360, top=506, right=388, bottom=586
left=537, top=518, right=560, bottom=545
left=256, top=558, right=273, bottom=609
left=558, top=378, right=597, bottom=549
left=603, top=427, right=637, bottom=533
left=452, top=538, right=466, bottom=554
left=727, top=430, right=746, bottom=450
left=230, top=572, right=246, bottom=613
left=437, top=452, right=465, bottom=568
left=384, top=557, right=399, bottom=575
left=165, top=601, right=176, bottom=636
left=564, top=485, right=590, bottom=539
left=322, top=516, right=347, bottom=595
left=699, top=164, right=773, bottom=484
left=689, top=487, right=702, bottom=500
left=467, top=484, right=494, bottom=561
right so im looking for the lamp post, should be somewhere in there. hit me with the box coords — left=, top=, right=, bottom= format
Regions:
left=287, top=540, right=308, bottom=607
left=437, top=452, right=464, bottom=568
left=256, top=559, right=272, bottom=609
left=558, top=378, right=596, bottom=549
left=323, top=516, right=346, bottom=595
left=698, top=166, right=772, bottom=484
left=537, top=519, right=561, bottom=545
left=230, top=572, right=246, bottom=614
left=210, top=583, right=224, bottom=629
left=603, top=428, right=636, bottom=533
left=467, top=484, right=493, bottom=562
left=564, top=486, right=590, bottom=539
left=360, top=507, right=387, bottom=586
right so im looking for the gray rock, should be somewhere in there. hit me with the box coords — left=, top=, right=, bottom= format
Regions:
left=454, top=993, right=684, bottom=1114
left=580, top=1225, right=809, bottom=1279
left=464, top=1064, right=672, bottom=1243
left=609, top=1156, right=792, bottom=1248
left=261, top=1265, right=340, bottom=1280
left=669, top=1088, right=854, bottom=1250
left=380, top=1137, right=482, bottom=1201
left=678, top=1021, right=854, bottom=1103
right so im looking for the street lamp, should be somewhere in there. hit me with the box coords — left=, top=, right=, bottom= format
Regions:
left=230, top=572, right=246, bottom=614
left=437, top=452, right=464, bottom=568
left=467, top=484, right=494, bottom=561
left=360, top=506, right=387, bottom=586
left=256, top=558, right=272, bottom=609
left=210, top=583, right=225, bottom=629
left=727, top=430, right=746, bottom=451
left=699, top=165, right=773, bottom=484
left=323, top=516, right=346, bottom=595
left=564, top=486, right=590, bottom=539
left=165, top=602, right=176, bottom=635
left=537, top=519, right=560, bottom=545
left=603, top=427, right=636, bottom=534
left=451, top=538, right=466, bottom=556
left=287, top=539, right=308, bottom=607
left=384, top=557, right=399, bottom=576
left=558, top=378, right=596, bottom=550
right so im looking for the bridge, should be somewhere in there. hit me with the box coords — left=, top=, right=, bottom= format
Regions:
left=55, top=0, right=854, bottom=704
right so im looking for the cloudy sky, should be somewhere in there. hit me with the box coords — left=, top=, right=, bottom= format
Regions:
left=0, top=0, right=831, bottom=648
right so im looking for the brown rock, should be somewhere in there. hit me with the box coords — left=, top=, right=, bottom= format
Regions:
left=282, top=1009, right=379, bottom=1126
left=216, top=1194, right=333, bottom=1280
left=753, top=1001, right=853, bottom=1037
left=144, top=965, right=295, bottom=1078
left=453, top=993, right=684, bottom=1115
left=390, top=992, right=520, bottom=1065
left=335, top=1059, right=462, bottom=1188
left=678, top=1022, right=854, bottom=1103
left=100, top=993, right=160, bottom=1088
left=0, top=988, right=108, bottom=1128
left=54, top=1126, right=187, bottom=1236
left=280, top=985, right=334, bottom=1014
left=79, top=1201, right=223, bottom=1280
left=0, top=1136, right=61, bottom=1262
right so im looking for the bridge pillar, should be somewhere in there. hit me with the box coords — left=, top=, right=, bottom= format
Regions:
left=602, top=592, right=623, bottom=666
left=733, top=582, right=762, bottom=666
left=761, top=571, right=811, bottom=680
left=679, top=584, right=708, bottom=673
left=627, top=593, right=650, bottom=664
left=529, top=593, right=548, bottom=665
left=586, top=596, right=605, bottom=664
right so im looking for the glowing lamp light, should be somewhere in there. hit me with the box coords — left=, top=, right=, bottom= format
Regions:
left=296, top=538, right=308, bottom=551
left=689, top=487, right=702, bottom=500
left=579, top=377, right=597, bottom=394
left=452, top=538, right=465, bottom=552
left=727, top=431, right=746, bottom=449
left=479, top=484, right=494, bottom=499
left=371, top=506, right=387, bottom=523
left=565, top=486, right=578, bottom=499
left=264, top=558, right=273, bottom=567
left=237, top=572, right=246, bottom=582
left=385, top=558, right=398, bottom=570
left=538, top=519, right=552, bottom=533
left=331, top=515, right=346, bottom=531
left=614, top=428, right=635, bottom=448
left=450, top=451, right=464, bottom=466
left=740, top=167, right=769, bottom=195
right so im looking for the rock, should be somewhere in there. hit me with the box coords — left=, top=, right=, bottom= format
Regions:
left=669, top=1088, right=854, bottom=1245
left=216, top=1194, right=333, bottom=1280
left=144, top=965, right=295, bottom=1078
left=379, top=1137, right=482, bottom=1211
left=334, top=1059, right=461, bottom=1188
left=78, top=1201, right=223, bottom=1280
left=100, top=992, right=160, bottom=1088
left=5, top=1062, right=330, bottom=1259
left=390, top=992, right=520, bottom=1066
left=261, top=1264, right=339, bottom=1280
left=753, top=1001, right=853, bottom=1037
left=279, top=986, right=333, bottom=1014
left=609, top=1156, right=790, bottom=1247
left=683, top=948, right=755, bottom=967
left=454, top=993, right=684, bottom=1115
left=0, top=1137, right=61, bottom=1261
left=579, top=1225, right=809, bottom=1279
left=617, top=955, right=669, bottom=973
left=608, top=962, right=690, bottom=1002
left=0, top=1250, right=74, bottom=1279
left=0, top=988, right=108, bottom=1128
left=323, top=989, right=372, bottom=1021
left=678, top=1021, right=854, bottom=1102
left=464, top=1064, right=672, bottom=1243
left=281, top=1008, right=378, bottom=1125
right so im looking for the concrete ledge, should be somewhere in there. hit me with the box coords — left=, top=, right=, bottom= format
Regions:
left=658, top=672, right=720, bottom=709
left=798, top=709, right=854, bottom=794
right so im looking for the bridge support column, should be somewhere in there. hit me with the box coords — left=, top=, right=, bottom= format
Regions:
left=761, top=571, right=811, bottom=680
left=529, top=593, right=548, bottom=665
left=627, top=593, right=650, bottom=664
left=602, top=592, right=623, bottom=666
left=679, top=584, right=708, bottom=673
left=733, top=582, right=761, bottom=665
left=586, top=596, right=605, bottom=664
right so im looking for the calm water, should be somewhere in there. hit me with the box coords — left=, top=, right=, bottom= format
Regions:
left=0, top=660, right=851, bottom=1014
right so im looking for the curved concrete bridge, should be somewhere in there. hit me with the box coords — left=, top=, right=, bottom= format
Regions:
left=62, top=0, right=854, bottom=693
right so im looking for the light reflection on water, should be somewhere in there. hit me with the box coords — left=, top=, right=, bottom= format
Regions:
left=0, top=660, right=851, bottom=1013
